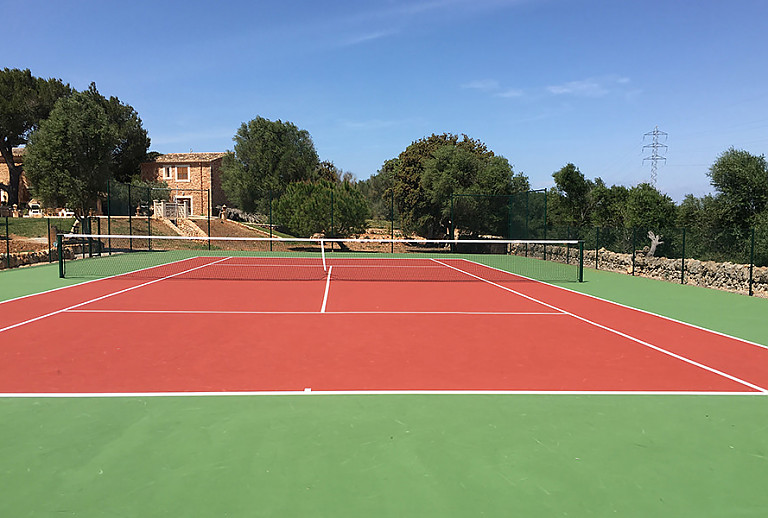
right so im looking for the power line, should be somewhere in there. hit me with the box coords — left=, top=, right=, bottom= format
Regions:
left=643, top=126, right=668, bottom=186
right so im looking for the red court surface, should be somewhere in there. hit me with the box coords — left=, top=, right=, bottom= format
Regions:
left=2, top=256, right=768, bottom=395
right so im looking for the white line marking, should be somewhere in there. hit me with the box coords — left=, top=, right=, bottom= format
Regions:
left=0, top=389, right=764, bottom=398
left=320, top=265, right=332, bottom=313
left=0, top=257, right=231, bottom=335
left=65, top=309, right=565, bottom=316
left=433, top=259, right=768, bottom=393
left=462, top=258, right=768, bottom=350
left=0, top=255, right=205, bottom=307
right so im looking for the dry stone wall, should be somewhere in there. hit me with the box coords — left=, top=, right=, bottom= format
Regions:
left=1, top=247, right=74, bottom=270
left=513, top=244, right=767, bottom=297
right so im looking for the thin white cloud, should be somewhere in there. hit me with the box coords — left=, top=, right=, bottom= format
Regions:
left=547, top=76, right=631, bottom=98
left=496, top=88, right=524, bottom=98
left=341, top=117, right=425, bottom=130
left=462, top=79, right=524, bottom=98
left=547, top=79, right=608, bottom=97
left=340, top=29, right=399, bottom=47
left=333, top=0, right=529, bottom=47
left=461, top=79, right=501, bottom=91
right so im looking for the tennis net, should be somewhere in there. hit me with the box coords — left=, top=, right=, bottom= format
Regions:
left=57, top=234, right=584, bottom=282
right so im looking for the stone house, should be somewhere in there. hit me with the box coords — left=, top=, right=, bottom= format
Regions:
left=140, top=152, right=229, bottom=216
left=0, top=148, right=31, bottom=205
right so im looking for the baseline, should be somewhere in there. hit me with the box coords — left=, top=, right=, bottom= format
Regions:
left=0, top=389, right=764, bottom=398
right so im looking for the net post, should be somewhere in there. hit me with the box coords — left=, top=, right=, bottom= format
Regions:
left=749, top=227, right=755, bottom=296
left=57, top=233, right=64, bottom=278
left=578, top=240, right=584, bottom=282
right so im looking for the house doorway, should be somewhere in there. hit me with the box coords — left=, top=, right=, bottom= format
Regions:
left=174, top=196, right=193, bottom=217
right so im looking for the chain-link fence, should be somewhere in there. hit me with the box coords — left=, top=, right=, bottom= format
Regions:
left=450, top=189, right=548, bottom=239
left=2, top=185, right=767, bottom=296
left=547, top=225, right=768, bottom=296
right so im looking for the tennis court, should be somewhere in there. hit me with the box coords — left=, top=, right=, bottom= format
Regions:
left=2, top=237, right=768, bottom=516
left=3, top=243, right=768, bottom=395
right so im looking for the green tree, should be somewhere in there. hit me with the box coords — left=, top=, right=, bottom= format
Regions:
left=101, top=93, right=151, bottom=182
left=24, top=85, right=149, bottom=218
left=591, top=179, right=628, bottom=228
left=220, top=117, right=320, bottom=212
left=274, top=179, right=368, bottom=237
left=357, top=159, right=396, bottom=220
left=0, top=68, right=71, bottom=205
left=391, top=133, right=528, bottom=238
left=548, top=163, right=594, bottom=228
left=708, top=147, right=768, bottom=228
left=625, top=183, right=677, bottom=230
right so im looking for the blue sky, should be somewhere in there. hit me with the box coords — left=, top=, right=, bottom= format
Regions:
left=9, top=0, right=768, bottom=201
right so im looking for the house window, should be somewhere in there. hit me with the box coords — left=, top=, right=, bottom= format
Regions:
left=176, top=166, right=190, bottom=182
left=162, top=166, right=173, bottom=180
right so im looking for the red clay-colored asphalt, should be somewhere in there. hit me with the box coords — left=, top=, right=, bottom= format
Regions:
left=1, top=257, right=766, bottom=393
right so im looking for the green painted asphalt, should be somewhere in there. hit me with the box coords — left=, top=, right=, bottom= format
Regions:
left=2, top=395, right=767, bottom=517
left=1, top=261, right=767, bottom=517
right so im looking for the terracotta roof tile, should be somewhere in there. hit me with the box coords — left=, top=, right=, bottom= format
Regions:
left=150, top=152, right=227, bottom=163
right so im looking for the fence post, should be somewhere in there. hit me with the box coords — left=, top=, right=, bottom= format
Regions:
left=47, top=217, right=52, bottom=263
left=207, top=189, right=211, bottom=251
left=330, top=188, right=335, bottom=252
left=128, top=183, right=133, bottom=250
left=450, top=195, right=455, bottom=252
left=107, top=179, right=112, bottom=255
left=578, top=241, right=584, bottom=282
left=749, top=227, right=755, bottom=297
left=631, top=227, right=636, bottom=276
left=147, top=185, right=152, bottom=251
left=681, top=228, right=686, bottom=285
left=595, top=226, right=600, bottom=270
left=269, top=190, right=273, bottom=252
left=390, top=192, right=395, bottom=254
left=4, top=215, right=9, bottom=269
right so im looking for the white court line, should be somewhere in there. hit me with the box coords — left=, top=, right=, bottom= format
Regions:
left=0, top=389, right=764, bottom=398
left=66, top=309, right=565, bottom=316
left=432, top=259, right=768, bottom=393
left=0, top=255, right=206, bottom=307
left=463, top=258, right=768, bottom=351
left=320, top=265, right=333, bottom=313
left=0, top=257, right=231, bottom=335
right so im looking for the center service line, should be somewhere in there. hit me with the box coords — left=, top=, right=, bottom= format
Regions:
left=320, top=265, right=333, bottom=313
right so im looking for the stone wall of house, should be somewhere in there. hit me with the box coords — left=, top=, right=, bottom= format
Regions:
left=140, top=154, right=227, bottom=217
left=511, top=244, right=768, bottom=297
